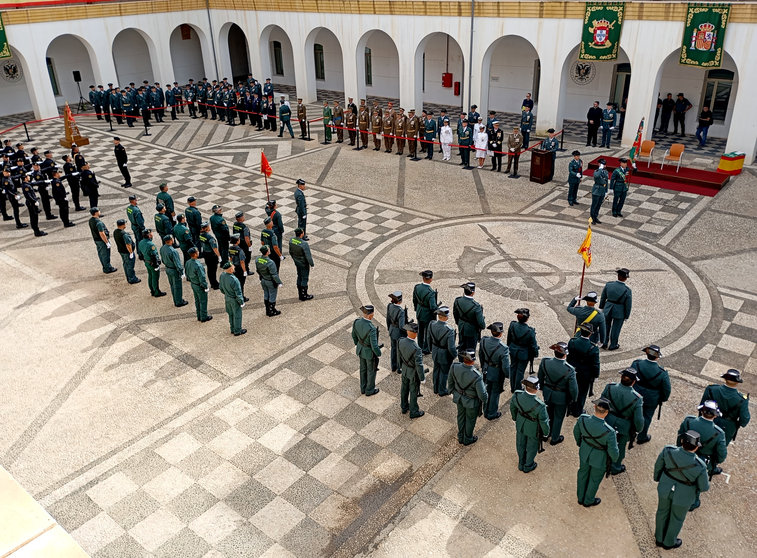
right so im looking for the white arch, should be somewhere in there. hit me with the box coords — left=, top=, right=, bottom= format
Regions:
left=355, top=30, right=400, bottom=104
left=112, top=28, right=158, bottom=85
left=45, top=34, right=98, bottom=106
left=259, top=24, right=295, bottom=88
left=168, top=23, right=209, bottom=83
left=480, top=35, right=540, bottom=114
left=303, top=27, right=344, bottom=101
left=413, top=32, right=465, bottom=111
left=219, top=22, right=251, bottom=83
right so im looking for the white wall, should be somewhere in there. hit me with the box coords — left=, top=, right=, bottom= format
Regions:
left=313, top=29, right=344, bottom=92
left=169, top=25, right=205, bottom=82
left=487, top=38, right=538, bottom=113
left=364, top=31, right=399, bottom=99
left=267, top=27, right=295, bottom=86
left=420, top=33, right=463, bottom=107
left=113, top=29, right=154, bottom=85
left=0, top=53, right=34, bottom=115
left=561, top=51, right=629, bottom=121
left=46, top=35, right=96, bottom=106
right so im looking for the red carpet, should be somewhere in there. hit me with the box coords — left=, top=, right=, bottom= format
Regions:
left=583, top=157, right=728, bottom=197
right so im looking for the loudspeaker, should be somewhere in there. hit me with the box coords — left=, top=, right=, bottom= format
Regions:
left=73, top=70, right=82, bottom=83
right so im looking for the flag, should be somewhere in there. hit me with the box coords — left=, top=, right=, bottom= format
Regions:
left=261, top=151, right=272, bottom=178
left=578, top=225, right=592, bottom=267
left=628, top=117, right=644, bottom=168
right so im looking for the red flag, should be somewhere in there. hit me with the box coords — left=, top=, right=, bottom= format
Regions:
left=261, top=151, right=272, bottom=178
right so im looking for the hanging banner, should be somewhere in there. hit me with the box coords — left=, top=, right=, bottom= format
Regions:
left=680, top=3, right=730, bottom=68
left=0, top=13, right=12, bottom=59
left=579, top=2, right=626, bottom=61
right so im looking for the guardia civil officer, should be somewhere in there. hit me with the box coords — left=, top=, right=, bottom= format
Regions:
left=699, top=369, right=750, bottom=445
left=229, top=235, right=250, bottom=302
left=567, top=290, right=606, bottom=346
left=574, top=397, right=619, bottom=507
left=185, top=247, right=211, bottom=322
left=127, top=195, right=146, bottom=255
left=653, top=430, right=709, bottom=550
left=185, top=196, right=202, bottom=245
left=159, top=235, right=188, bottom=307
left=351, top=304, right=381, bottom=396
left=428, top=306, right=457, bottom=396
left=507, top=308, right=539, bottom=393
left=198, top=222, right=221, bottom=290
left=294, top=179, right=308, bottom=239
left=265, top=199, right=284, bottom=253
left=448, top=348, right=487, bottom=445
left=88, top=207, right=117, bottom=274
left=139, top=229, right=165, bottom=297
left=219, top=261, right=246, bottom=336
left=610, top=158, right=630, bottom=217
left=601, top=368, right=643, bottom=474
left=567, top=150, right=583, bottom=206
left=413, top=270, right=437, bottom=354
left=289, top=228, right=314, bottom=300
left=510, top=376, right=549, bottom=472
left=210, top=205, right=230, bottom=262
left=567, top=323, right=600, bottom=418
left=590, top=158, right=609, bottom=224
left=156, top=182, right=176, bottom=224
left=631, top=345, right=671, bottom=444
left=113, top=137, right=131, bottom=188
left=538, top=342, right=578, bottom=445
left=113, top=219, right=140, bottom=284
left=385, top=291, right=406, bottom=373
left=256, top=245, right=282, bottom=316
left=599, top=267, right=632, bottom=350
left=453, top=282, right=485, bottom=354
left=233, top=211, right=252, bottom=264
left=399, top=322, right=426, bottom=418
left=479, top=322, right=510, bottom=420
left=173, top=214, right=194, bottom=261
left=261, top=217, right=282, bottom=271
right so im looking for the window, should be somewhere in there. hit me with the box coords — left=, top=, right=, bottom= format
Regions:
left=272, top=41, right=284, bottom=76
left=46, top=57, right=59, bottom=96
left=364, top=47, right=372, bottom=86
left=314, top=44, right=325, bottom=80
left=422, top=53, right=425, bottom=93
left=532, top=60, right=541, bottom=103
left=701, top=69, right=734, bottom=122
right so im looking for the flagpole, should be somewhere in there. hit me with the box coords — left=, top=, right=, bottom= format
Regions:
left=577, top=262, right=586, bottom=307
left=264, top=174, right=270, bottom=202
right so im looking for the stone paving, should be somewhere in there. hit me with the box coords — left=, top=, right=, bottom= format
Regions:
left=0, top=110, right=755, bottom=557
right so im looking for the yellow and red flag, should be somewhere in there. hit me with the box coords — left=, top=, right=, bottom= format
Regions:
left=261, top=151, right=273, bottom=178
left=578, top=225, right=592, bottom=267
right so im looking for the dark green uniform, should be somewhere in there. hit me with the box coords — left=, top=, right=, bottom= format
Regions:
left=126, top=204, right=146, bottom=248
left=157, top=191, right=175, bottom=221
left=567, top=158, right=582, bottom=205
left=89, top=217, right=114, bottom=273
left=255, top=254, right=282, bottom=303
left=601, top=382, right=643, bottom=473
left=699, top=384, right=750, bottom=445
left=599, top=280, right=632, bottom=349
left=567, top=335, right=600, bottom=417
left=567, top=299, right=605, bottom=346
left=676, top=416, right=726, bottom=508
left=210, top=213, right=230, bottom=262
left=610, top=166, right=630, bottom=217
left=154, top=212, right=173, bottom=243
left=219, top=272, right=244, bottom=334
left=185, top=258, right=209, bottom=320
left=399, top=337, right=425, bottom=417
left=351, top=317, right=381, bottom=394
left=385, top=303, right=406, bottom=373
left=428, top=320, right=456, bottom=395
left=631, top=358, right=671, bottom=442
left=185, top=206, right=202, bottom=244
left=507, top=321, right=539, bottom=393
left=173, top=222, right=194, bottom=260
left=138, top=237, right=162, bottom=296
left=538, top=357, right=578, bottom=442
left=653, top=446, right=709, bottom=548
left=289, top=236, right=314, bottom=289
left=479, top=336, right=510, bottom=419
left=590, top=167, right=608, bottom=223
left=573, top=414, right=619, bottom=505
left=159, top=243, right=184, bottom=305
left=453, top=296, right=485, bottom=352
left=448, top=362, right=487, bottom=444
left=510, top=390, right=549, bottom=472
left=412, top=283, right=437, bottom=352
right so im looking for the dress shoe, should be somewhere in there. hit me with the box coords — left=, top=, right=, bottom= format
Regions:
left=608, top=345, right=619, bottom=351
left=611, top=464, right=626, bottom=475
left=129, top=279, right=142, bottom=284
left=201, top=315, right=213, bottom=322
left=34, top=231, right=48, bottom=237
left=234, top=329, right=248, bottom=336
left=524, top=462, right=538, bottom=473
left=365, top=388, right=380, bottom=397
left=601, top=344, right=608, bottom=349
left=463, top=436, right=478, bottom=446
left=401, top=408, right=408, bottom=414
left=583, top=498, right=601, bottom=507
left=655, top=541, right=663, bottom=548
left=636, top=435, right=651, bottom=444
left=46, top=214, right=58, bottom=220
left=662, top=539, right=682, bottom=550
left=175, top=300, right=189, bottom=307
left=16, top=223, right=29, bottom=229
left=243, top=296, right=250, bottom=302
left=711, top=466, right=723, bottom=475
left=105, top=267, right=118, bottom=274
left=409, top=410, right=425, bottom=419
left=75, top=206, right=86, bottom=211
left=550, top=435, right=565, bottom=446
left=2, top=216, right=13, bottom=221
left=487, top=412, right=502, bottom=420
left=154, top=291, right=167, bottom=297
left=593, top=219, right=602, bottom=224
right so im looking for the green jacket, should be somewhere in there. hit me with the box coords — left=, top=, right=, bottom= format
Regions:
left=510, top=390, right=549, bottom=438
left=198, top=231, right=218, bottom=255
left=566, top=336, right=600, bottom=380
left=601, top=382, right=643, bottom=437
left=568, top=158, right=582, bottom=184
left=289, top=237, right=314, bottom=266
left=453, top=296, right=485, bottom=339
left=538, top=357, right=578, bottom=405
left=700, top=384, right=750, bottom=441
left=351, top=317, right=381, bottom=360
left=139, top=238, right=160, bottom=267
left=654, top=446, right=709, bottom=506
left=126, top=204, right=145, bottom=230
left=210, top=213, right=230, bottom=244
left=261, top=229, right=278, bottom=250
left=159, top=243, right=183, bottom=272
left=185, top=206, right=202, bottom=232
left=567, top=300, right=606, bottom=345
left=255, top=255, right=282, bottom=284
left=448, top=362, right=487, bottom=409
left=156, top=191, right=174, bottom=214
left=591, top=168, right=609, bottom=196
left=677, top=416, right=726, bottom=471
left=428, top=320, right=457, bottom=365
left=412, top=283, right=437, bottom=322
left=398, top=337, right=425, bottom=382
left=173, top=223, right=194, bottom=251
left=573, top=414, right=619, bottom=468
left=599, top=280, right=632, bottom=320
left=507, top=321, right=539, bottom=361
left=219, top=272, right=244, bottom=305
left=185, top=258, right=208, bottom=289
left=385, top=303, right=406, bottom=341
left=478, top=336, right=510, bottom=385
left=610, top=167, right=629, bottom=193
left=154, top=213, right=173, bottom=237
left=631, top=358, right=671, bottom=407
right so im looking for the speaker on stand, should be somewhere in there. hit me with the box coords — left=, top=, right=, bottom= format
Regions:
left=73, top=70, right=87, bottom=113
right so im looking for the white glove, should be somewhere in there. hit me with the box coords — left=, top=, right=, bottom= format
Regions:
left=509, top=148, right=515, bottom=152
left=599, top=164, right=605, bottom=169
left=106, top=242, right=111, bottom=249
left=15, top=195, right=22, bottom=201
left=302, top=215, right=307, bottom=220
left=574, top=296, right=581, bottom=302
left=240, top=303, right=245, bottom=308
left=123, top=163, right=127, bottom=167
left=181, top=274, right=186, bottom=280
left=129, top=252, right=135, bottom=259
left=610, top=127, right=615, bottom=131
left=153, top=267, right=160, bottom=271
left=72, top=172, right=79, bottom=176
left=217, top=256, right=222, bottom=263
left=204, top=287, right=209, bottom=292
left=35, top=201, right=40, bottom=207
left=281, top=255, right=286, bottom=260
left=45, top=179, right=52, bottom=183
left=577, top=173, right=582, bottom=178
left=242, top=271, right=247, bottom=277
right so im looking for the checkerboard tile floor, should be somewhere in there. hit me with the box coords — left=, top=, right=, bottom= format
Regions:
left=48, top=325, right=454, bottom=557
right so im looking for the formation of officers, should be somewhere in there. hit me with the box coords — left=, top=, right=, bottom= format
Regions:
left=351, top=269, right=750, bottom=551
left=567, top=151, right=632, bottom=223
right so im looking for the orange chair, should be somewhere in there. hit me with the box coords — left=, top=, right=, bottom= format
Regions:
left=661, top=143, right=685, bottom=172
left=638, top=140, right=655, bottom=166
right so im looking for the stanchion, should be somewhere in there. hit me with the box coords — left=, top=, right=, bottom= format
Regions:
left=304, top=120, right=313, bottom=141
left=23, top=122, right=32, bottom=142
left=143, top=119, right=151, bottom=137
left=559, top=130, right=565, bottom=151
left=109, top=118, right=114, bottom=132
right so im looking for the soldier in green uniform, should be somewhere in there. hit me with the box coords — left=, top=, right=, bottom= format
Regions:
left=599, top=268, right=632, bottom=350
left=351, top=305, right=382, bottom=396
left=322, top=100, right=332, bottom=144
left=154, top=203, right=173, bottom=244
left=653, top=430, right=709, bottom=550
left=113, top=219, right=140, bottom=284
left=385, top=291, right=406, bottom=373
left=185, top=247, right=211, bottom=322
left=156, top=182, right=176, bottom=224
left=448, top=349, right=487, bottom=445
left=159, top=236, right=188, bottom=307
left=289, top=228, right=314, bottom=300
left=210, top=205, right=230, bottom=262
left=199, top=222, right=221, bottom=290
left=567, top=150, right=583, bottom=206
left=567, top=323, right=600, bottom=417
left=88, top=207, right=117, bottom=274
left=406, top=109, right=420, bottom=160
left=601, top=368, right=643, bottom=474
left=185, top=196, right=202, bottom=245
left=261, top=217, right=283, bottom=271
left=631, top=345, right=671, bottom=444
left=574, top=397, right=619, bottom=507
left=453, top=282, right=485, bottom=354
left=540, top=128, right=559, bottom=181
left=256, top=245, right=283, bottom=316
left=229, top=235, right=250, bottom=302
left=332, top=100, right=344, bottom=143
left=412, top=270, right=437, bottom=354
left=610, top=158, right=630, bottom=217
left=510, top=376, right=549, bottom=472
left=399, top=322, right=426, bottom=418
left=423, top=110, right=437, bottom=160
left=567, top=291, right=606, bottom=346
left=265, top=199, right=284, bottom=253
left=233, top=211, right=252, bottom=265
left=219, top=261, right=246, bottom=336
left=173, top=214, right=194, bottom=261
left=600, top=102, right=617, bottom=148
left=428, top=306, right=457, bottom=396
left=538, top=342, right=578, bottom=444
left=699, top=369, right=750, bottom=445
left=138, top=229, right=165, bottom=297
left=589, top=158, right=608, bottom=224
left=677, top=401, right=726, bottom=509
left=294, top=179, right=308, bottom=240
left=127, top=195, right=146, bottom=258
left=507, top=308, right=539, bottom=393
left=458, top=120, right=473, bottom=169
left=479, top=322, right=510, bottom=420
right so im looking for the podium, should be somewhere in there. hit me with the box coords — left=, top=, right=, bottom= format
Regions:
left=530, top=149, right=554, bottom=184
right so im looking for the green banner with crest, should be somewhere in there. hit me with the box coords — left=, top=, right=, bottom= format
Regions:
left=579, top=2, right=625, bottom=61
left=680, top=3, right=730, bottom=68
left=0, top=13, right=11, bottom=59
